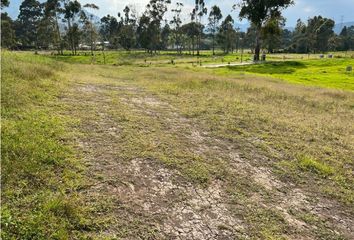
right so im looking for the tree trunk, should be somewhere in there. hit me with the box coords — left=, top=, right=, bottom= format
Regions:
left=90, top=22, right=93, bottom=55
left=192, top=36, right=195, bottom=56
left=212, top=33, right=215, bottom=55
left=67, top=19, right=74, bottom=55
left=55, top=13, right=62, bottom=55
left=254, top=27, right=261, bottom=61
left=197, top=34, right=200, bottom=56
left=102, top=43, right=106, bottom=64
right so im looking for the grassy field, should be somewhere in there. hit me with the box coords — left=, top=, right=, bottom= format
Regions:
left=48, top=50, right=354, bottom=91
left=1, top=50, right=354, bottom=239
left=215, top=59, right=354, bottom=90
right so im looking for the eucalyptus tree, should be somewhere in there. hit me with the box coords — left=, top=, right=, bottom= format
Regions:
left=43, top=0, right=64, bottom=54
left=37, top=7, right=57, bottom=49
left=118, top=5, right=137, bottom=51
left=63, top=0, right=81, bottom=54
left=1, top=13, right=16, bottom=48
left=261, top=16, right=285, bottom=53
left=340, top=26, right=354, bottom=51
left=1, top=0, right=9, bottom=8
left=100, top=14, right=120, bottom=48
left=237, top=0, right=294, bottom=61
left=191, top=0, right=207, bottom=55
left=208, top=5, right=222, bottom=55
left=217, top=15, right=236, bottom=53
left=1, top=0, right=15, bottom=48
left=137, top=14, right=151, bottom=51
left=83, top=3, right=99, bottom=55
left=16, top=0, right=43, bottom=48
left=291, top=19, right=308, bottom=53
left=307, top=16, right=334, bottom=53
left=146, top=0, right=171, bottom=53
left=181, top=22, right=200, bottom=55
left=170, top=2, right=184, bottom=53
left=161, top=21, right=171, bottom=50
left=281, top=28, right=293, bottom=50
left=244, top=25, right=256, bottom=50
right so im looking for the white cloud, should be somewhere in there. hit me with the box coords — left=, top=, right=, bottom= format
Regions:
left=80, top=0, right=149, bottom=18
left=304, top=6, right=313, bottom=13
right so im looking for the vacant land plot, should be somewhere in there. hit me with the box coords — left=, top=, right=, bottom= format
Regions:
left=50, top=50, right=354, bottom=90
left=1, top=51, right=354, bottom=239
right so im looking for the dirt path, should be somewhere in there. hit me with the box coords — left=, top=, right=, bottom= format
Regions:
left=62, top=70, right=353, bottom=239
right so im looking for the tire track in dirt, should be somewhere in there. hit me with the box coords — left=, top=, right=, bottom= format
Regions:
left=66, top=81, right=353, bottom=239
left=113, top=84, right=353, bottom=239
left=67, top=83, right=246, bottom=239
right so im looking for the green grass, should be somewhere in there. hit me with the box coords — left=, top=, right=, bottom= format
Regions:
left=298, top=155, right=334, bottom=177
left=1, top=51, right=89, bottom=239
left=215, top=58, right=354, bottom=90
left=48, top=50, right=240, bottom=65
left=45, top=50, right=354, bottom=91
left=2, top=51, right=354, bottom=239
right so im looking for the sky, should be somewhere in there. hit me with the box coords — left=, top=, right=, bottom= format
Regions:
left=3, top=0, right=354, bottom=27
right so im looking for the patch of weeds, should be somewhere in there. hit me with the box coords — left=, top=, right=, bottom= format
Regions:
left=184, top=161, right=211, bottom=184
left=245, top=207, right=289, bottom=239
left=298, top=155, right=334, bottom=177
left=294, top=212, right=347, bottom=239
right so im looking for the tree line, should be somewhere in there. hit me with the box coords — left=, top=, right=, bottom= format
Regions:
left=1, top=0, right=354, bottom=60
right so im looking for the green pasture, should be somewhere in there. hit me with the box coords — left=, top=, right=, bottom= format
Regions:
left=46, top=50, right=354, bottom=91
left=215, top=59, right=354, bottom=91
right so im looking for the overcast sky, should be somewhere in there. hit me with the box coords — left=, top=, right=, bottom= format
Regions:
left=4, top=0, right=354, bottom=26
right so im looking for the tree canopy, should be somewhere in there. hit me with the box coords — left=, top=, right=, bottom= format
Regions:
left=1, top=0, right=352, bottom=55
left=237, top=0, right=294, bottom=60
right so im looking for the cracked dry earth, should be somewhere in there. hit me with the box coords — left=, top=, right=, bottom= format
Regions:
left=64, top=73, right=353, bottom=240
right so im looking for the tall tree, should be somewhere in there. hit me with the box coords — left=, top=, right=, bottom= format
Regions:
left=307, top=16, right=334, bottom=53
left=83, top=3, right=99, bottom=55
left=291, top=19, right=307, bottom=53
left=118, top=6, right=137, bottom=51
left=281, top=28, right=293, bottom=50
left=340, top=26, right=354, bottom=51
left=1, top=12, right=16, bottom=48
left=100, top=14, right=120, bottom=49
left=170, top=2, right=183, bottom=53
left=181, top=22, right=200, bottom=55
left=137, top=13, right=151, bottom=51
left=262, top=16, right=285, bottom=53
left=37, top=8, right=57, bottom=49
left=43, top=0, right=64, bottom=54
left=160, top=21, right=170, bottom=50
left=192, top=0, right=207, bottom=55
left=208, top=5, right=222, bottom=55
left=244, top=25, right=256, bottom=50
left=237, top=0, right=294, bottom=61
left=16, top=0, right=43, bottom=48
left=1, top=0, right=9, bottom=9
left=217, top=15, right=236, bottom=53
left=145, top=0, right=171, bottom=53
left=63, top=0, right=81, bottom=54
